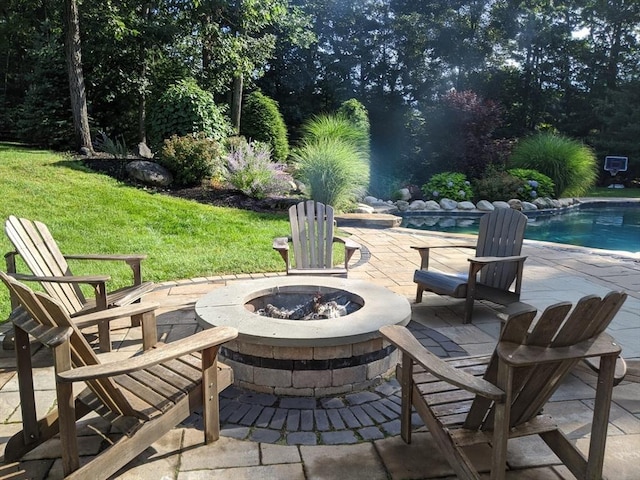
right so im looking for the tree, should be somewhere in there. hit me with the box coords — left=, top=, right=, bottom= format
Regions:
left=63, top=0, right=92, bottom=152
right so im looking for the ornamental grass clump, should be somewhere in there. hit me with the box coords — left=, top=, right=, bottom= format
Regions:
left=293, top=138, right=369, bottom=210
left=225, top=138, right=291, bottom=199
left=510, top=133, right=597, bottom=197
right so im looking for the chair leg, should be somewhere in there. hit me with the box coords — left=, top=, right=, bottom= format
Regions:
left=416, top=286, right=424, bottom=303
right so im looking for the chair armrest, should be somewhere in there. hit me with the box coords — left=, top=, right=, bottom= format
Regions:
left=273, top=237, right=290, bottom=251
left=70, top=302, right=159, bottom=328
left=380, top=325, right=504, bottom=401
left=497, top=332, right=622, bottom=367
left=334, top=236, right=361, bottom=250
left=63, top=254, right=147, bottom=262
left=468, top=255, right=527, bottom=265
left=9, top=272, right=111, bottom=285
left=57, top=326, right=238, bottom=382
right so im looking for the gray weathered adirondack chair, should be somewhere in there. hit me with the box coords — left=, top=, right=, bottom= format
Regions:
left=0, top=271, right=237, bottom=480
left=273, top=200, right=360, bottom=276
left=412, top=208, right=528, bottom=323
left=5, top=215, right=157, bottom=351
left=380, top=291, right=627, bottom=480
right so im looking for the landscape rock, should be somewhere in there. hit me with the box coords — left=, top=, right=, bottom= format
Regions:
left=457, top=201, right=476, bottom=210
left=424, top=200, right=441, bottom=210
left=353, top=204, right=375, bottom=214
left=126, top=160, right=173, bottom=187
left=397, top=188, right=412, bottom=201
left=508, top=199, right=523, bottom=210
left=395, top=200, right=409, bottom=211
left=409, top=200, right=426, bottom=210
left=521, top=201, right=538, bottom=211
left=476, top=200, right=494, bottom=211
left=136, top=142, right=154, bottom=159
left=439, top=198, right=458, bottom=210
left=492, top=201, right=511, bottom=209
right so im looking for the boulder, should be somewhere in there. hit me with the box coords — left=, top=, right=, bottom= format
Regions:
left=492, top=201, right=511, bottom=209
left=439, top=198, right=458, bottom=210
left=126, top=160, right=173, bottom=187
left=521, top=201, right=538, bottom=211
left=136, top=142, right=154, bottom=159
left=395, top=200, right=410, bottom=211
left=457, top=201, right=476, bottom=210
left=353, top=204, right=375, bottom=214
left=409, top=200, right=427, bottom=210
left=508, top=199, right=523, bottom=211
left=476, top=200, right=494, bottom=211
left=398, top=188, right=412, bottom=201
left=424, top=200, right=441, bottom=210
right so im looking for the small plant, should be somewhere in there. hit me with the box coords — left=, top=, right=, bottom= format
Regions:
left=94, top=130, right=129, bottom=159
left=159, top=133, right=225, bottom=187
left=510, top=133, right=598, bottom=197
left=225, top=138, right=291, bottom=199
left=292, top=138, right=369, bottom=210
left=422, top=172, right=473, bottom=202
left=508, top=168, right=555, bottom=200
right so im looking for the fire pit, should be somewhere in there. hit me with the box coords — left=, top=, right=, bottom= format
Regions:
left=195, top=276, right=411, bottom=396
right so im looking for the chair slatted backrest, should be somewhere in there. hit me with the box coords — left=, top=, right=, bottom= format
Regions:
left=0, top=272, right=135, bottom=417
left=5, top=216, right=87, bottom=313
left=463, top=291, right=626, bottom=431
left=289, top=201, right=335, bottom=269
left=475, top=208, right=528, bottom=290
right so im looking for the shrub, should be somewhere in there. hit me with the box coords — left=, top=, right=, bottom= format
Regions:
left=422, top=172, right=473, bottom=202
left=508, top=168, right=555, bottom=200
left=337, top=98, right=370, bottom=156
left=301, top=114, right=370, bottom=164
left=225, top=137, right=291, bottom=199
left=159, top=133, right=225, bottom=187
left=510, top=133, right=598, bottom=197
left=240, top=91, right=289, bottom=163
left=473, top=167, right=523, bottom=202
left=292, top=138, right=369, bottom=210
left=148, top=78, right=232, bottom=148
left=94, top=130, right=129, bottom=159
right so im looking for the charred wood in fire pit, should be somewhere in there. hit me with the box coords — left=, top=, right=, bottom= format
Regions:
left=259, top=292, right=355, bottom=320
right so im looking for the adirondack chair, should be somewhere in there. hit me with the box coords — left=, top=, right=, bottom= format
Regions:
left=412, top=208, right=528, bottom=323
left=273, top=200, right=360, bottom=276
left=5, top=215, right=157, bottom=351
left=380, top=291, right=627, bottom=480
left=0, top=271, right=237, bottom=480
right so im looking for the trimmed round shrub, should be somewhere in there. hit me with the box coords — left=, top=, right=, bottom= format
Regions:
left=422, top=172, right=473, bottom=202
left=292, top=138, right=369, bottom=210
left=509, top=133, right=598, bottom=197
left=508, top=168, right=555, bottom=200
left=159, top=133, right=225, bottom=187
left=148, top=78, right=232, bottom=148
left=240, top=91, right=289, bottom=163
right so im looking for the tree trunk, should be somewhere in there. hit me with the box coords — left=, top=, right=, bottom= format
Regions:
left=231, top=73, right=243, bottom=134
left=63, top=0, right=93, bottom=153
left=138, top=3, right=151, bottom=144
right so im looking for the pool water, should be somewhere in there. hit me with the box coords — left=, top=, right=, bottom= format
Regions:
left=401, top=205, right=640, bottom=253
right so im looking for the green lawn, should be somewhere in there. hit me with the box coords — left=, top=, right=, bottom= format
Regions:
left=585, top=186, right=640, bottom=198
left=0, top=143, right=291, bottom=320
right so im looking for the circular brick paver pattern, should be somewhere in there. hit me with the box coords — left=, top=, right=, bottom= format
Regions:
left=184, top=321, right=467, bottom=445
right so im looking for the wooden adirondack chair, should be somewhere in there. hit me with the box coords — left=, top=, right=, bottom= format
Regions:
left=412, top=208, right=528, bottom=323
left=273, top=200, right=360, bottom=276
left=5, top=215, right=157, bottom=351
left=380, top=291, right=627, bottom=480
left=0, top=271, right=237, bottom=480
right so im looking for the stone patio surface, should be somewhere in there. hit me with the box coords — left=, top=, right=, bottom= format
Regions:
left=0, top=223, right=638, bottom=479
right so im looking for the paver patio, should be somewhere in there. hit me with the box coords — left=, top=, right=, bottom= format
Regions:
left=0, top=224, right=638, bottom=479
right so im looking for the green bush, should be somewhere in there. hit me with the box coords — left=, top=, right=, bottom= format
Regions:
left=473, top=167, right=523, bottom=202
left=422, top=172, right=473, bottom=202
left=225, top=137, right=291, bottom=199
left=301, top=114, right=370, bottom=164
left=240, top=91, right=289, bottom=163
left=508, top=168, right=555, bottom=200
left=509, top=133, right=598, bottom=197
left=292, top=138, right=369, bottom=210
left=159, top=133, right=225, bottom=187
left=337, top=98, right=371, bottom=156
left=148, top=78, right=232, bottom=148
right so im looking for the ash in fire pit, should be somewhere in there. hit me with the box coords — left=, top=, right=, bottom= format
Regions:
left=246, top=288, right=363, bottom=320
left=258, top=292, right=359, bottom=320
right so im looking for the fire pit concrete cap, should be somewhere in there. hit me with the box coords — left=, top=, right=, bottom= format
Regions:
left=195, top=276, right=411, bottom=347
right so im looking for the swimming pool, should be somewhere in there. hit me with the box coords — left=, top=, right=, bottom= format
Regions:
left=401, top=203, right=640, bottom=253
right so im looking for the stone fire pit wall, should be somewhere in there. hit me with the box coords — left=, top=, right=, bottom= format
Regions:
left=195, top=276, right=412, bottom=397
